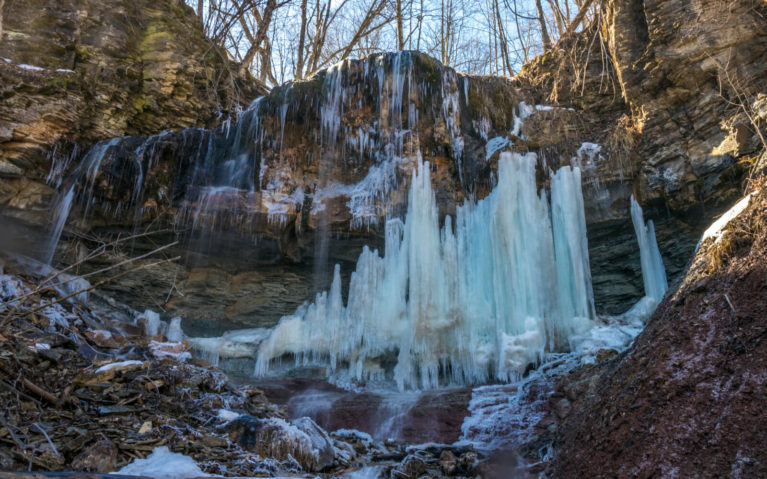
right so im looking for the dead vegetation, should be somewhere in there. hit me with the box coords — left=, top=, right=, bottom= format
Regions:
left=705, top=176, right=767, bottom=272
left=0, top=255, right=293, bottom=476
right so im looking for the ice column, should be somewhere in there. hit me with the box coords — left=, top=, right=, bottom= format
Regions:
left=551, top=165, right=596, bottom=347
left=630, top=196, right=668, bottom=302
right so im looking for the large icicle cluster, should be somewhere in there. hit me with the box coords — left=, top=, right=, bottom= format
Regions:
left=255, top=152, right=596, bottom=390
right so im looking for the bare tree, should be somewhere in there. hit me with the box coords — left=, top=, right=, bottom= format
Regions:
left=0, top=0, right=5, bottom=42
left=395, top=0, right=405, bottom=49
left=295, top=0, right=309, bottom=79
left=535, top=0, right=552, bottom=50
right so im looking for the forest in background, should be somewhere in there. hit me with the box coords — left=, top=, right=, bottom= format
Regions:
left=186, top=0, right=597, bottom=87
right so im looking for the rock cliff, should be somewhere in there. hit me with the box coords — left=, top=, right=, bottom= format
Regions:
left=0, top=0, right=262, bottom=226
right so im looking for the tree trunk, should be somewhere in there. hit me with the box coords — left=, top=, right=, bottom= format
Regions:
left=562, top=0, right=596, bottom=39
left=416, top=0, right=423, bottom=50
left=295, top=0, right=308, bottom=79
left=535, top=0, right=552, bottom=50
left=494, top=0, right=513, bottom=76
left=0, top=0, right=5, bottom=43
left=440, top=0, right=446, bottom=64
left=239, top=0, right=279, bottom=76
left=513, top=0, right=529, bottom=63
left=547, top=0, right=565, bottom=36
left=396, top=0, right=404, bottom=50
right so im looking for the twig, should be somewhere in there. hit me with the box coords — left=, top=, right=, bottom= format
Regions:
left=20, top=377, right=60, bottom=405
left=8, top=256, right=181, bottom=323
left=724, top=293, right=737, bottom=314
left=0, top=414, right=28, bottom=452
left=0, top=366, right=60, bottom=405
left=13, top=236, right=178, bottom=306
left=32, top=423, right=61, bottom=458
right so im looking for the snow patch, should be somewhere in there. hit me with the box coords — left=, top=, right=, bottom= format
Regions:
left=95, top=360, right=144, bottom=374
left=217, top=409, right=241, bottom=422
left=115, top=446, right=209, bottom=479
left=17, top=64, right=45, bottom=71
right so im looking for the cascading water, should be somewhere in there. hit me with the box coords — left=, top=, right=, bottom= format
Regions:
left=255, top=151, right=596, bottom=390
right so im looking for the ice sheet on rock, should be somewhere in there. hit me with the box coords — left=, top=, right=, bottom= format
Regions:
left=332, top=429, right=375, bottom=445
left=573, top=142, right=603, bottom=171
left=256, top=152, right=597, bottom=389
left=115, top=446, right=209, bottom=478
left=697, top=191, right=759, bottom=251
left=136, top=309, right=166, bottom=337
left=485, top=136, right=512, bottom=161
left=166, top=317, right=184, bottom=342
left=186, top=328, right=269, bottom=366
left=511, top=101, right=535, bottom=138
left=149, top=341, right=191, bottom=362
left=310, top=153, right=408, bottom=230
left=0, top=274, right=29, bottom=304
left=10, top=254, right=90, bottom=303
left=345, top=465, right=386, bottom=478
left=17, top=64, right=45, bottom=71
left=39, top=303, right=78, bottom=329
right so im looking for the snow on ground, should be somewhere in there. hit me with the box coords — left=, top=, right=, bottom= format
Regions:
left=115, top=446, right=209, bottom=478
left=95, top=360, right=144, bottom=374
left=217, top=409, right=241, bottom=422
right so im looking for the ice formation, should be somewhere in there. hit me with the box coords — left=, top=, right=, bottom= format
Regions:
left=630, top=196, right=668, bottom=302
left=255, top=152, right=596, bottom=390
left=115, top=446, right=209, bottom=479
left=461, top=197, right=671, bottom=450
left=697, top=190, right=760, bottom=250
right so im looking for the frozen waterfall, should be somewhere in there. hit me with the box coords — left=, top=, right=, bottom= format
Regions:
left=255, top=152, right=596, bottom=390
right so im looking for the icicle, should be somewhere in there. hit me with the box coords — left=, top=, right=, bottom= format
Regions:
left=255, top=152, right=598, bottom=390
left=44, top=186, right=75, bottom=264
left=551, top=165, right=596, bottom=347
left=630, top=196, right=668, bottom=302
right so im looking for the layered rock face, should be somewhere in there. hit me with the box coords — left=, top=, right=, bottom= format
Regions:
left=0, top=0, right=261, bottom=226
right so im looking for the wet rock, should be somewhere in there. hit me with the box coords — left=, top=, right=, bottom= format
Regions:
left=458, top=451, right=479, bottom=475
left=292, top=416, right=336, bottom=471
left=225, top=415, right=323, bottom=471
left=391, top=454, right=428, bottom=478
left=553, top=398, right=572, bottom=419
left=595, top=348, right=619, bottom=363
left=70, top=439, right=117, bottom=473
left=439, top=450, right=457, bottom=475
